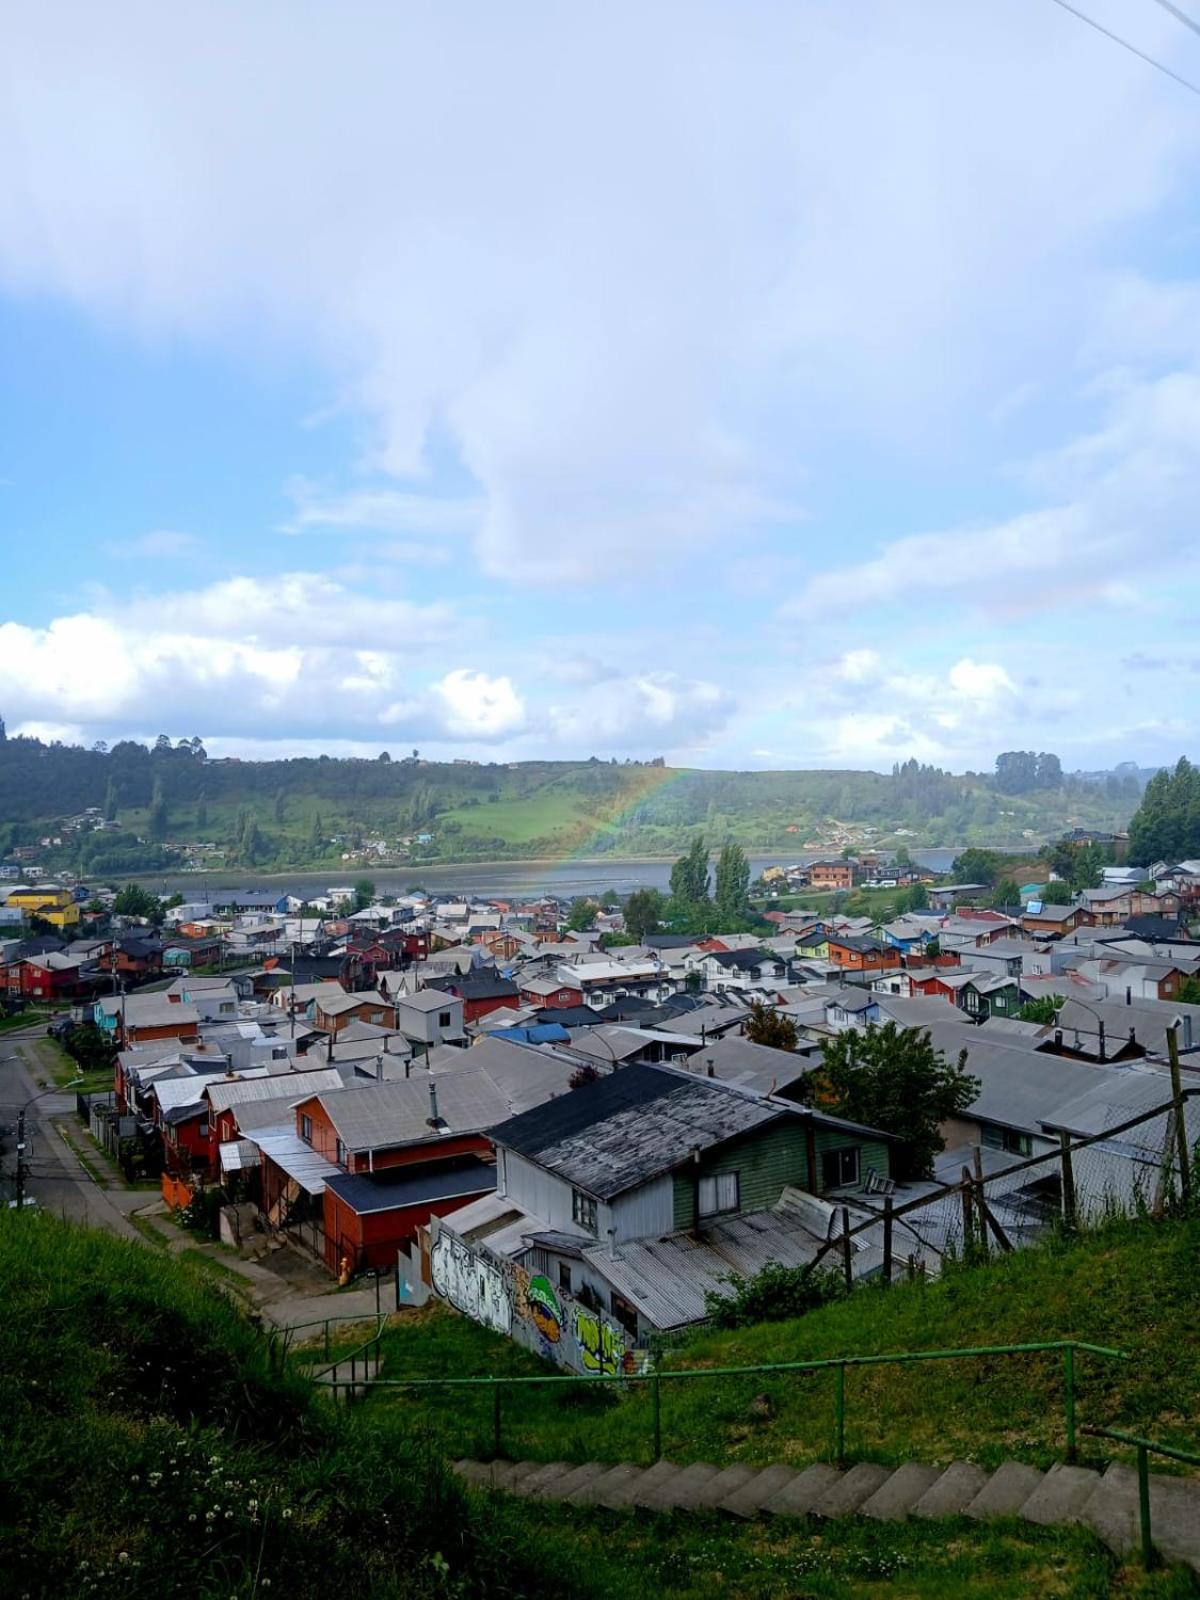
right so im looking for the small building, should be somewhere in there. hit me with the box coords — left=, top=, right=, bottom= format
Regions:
left=393, top=988, right=466, bottom=1050
left=313, top=989, right=395, bottom=1034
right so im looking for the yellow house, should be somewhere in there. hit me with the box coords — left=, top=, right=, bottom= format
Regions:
left=794, top=927, right=829, bottom=959
left=6, top=884, right=81, bottom=929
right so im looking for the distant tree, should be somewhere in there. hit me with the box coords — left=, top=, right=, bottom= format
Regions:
left=624, top=887, right=665, bottom=941
left=925, top=937, right=940, bottom=958
left=273, top=788, right=286, bottom=825
left=1019, top=995, right=1063, bottom=1023
left=893, top=844, right=912, bottom=867
left=378, top=750, right=391, bottom=763
left=353, top=878, right=377, bottom=911
left=951, top=848, right=1006, bottom=886
left=566, top=896, right=598, bottom=932
left=309, top=811, right=324, bottom=852
left=147, top=779, right=168, bottom=841
left=744, top=1002, right=798, bottom=1052
left=92, top=739, right=108, bottom=754
left=797, top=1022, right=979, bottom=1182
left=684, top=970, right=703, bottom=994
left=153, top=734, right=172, bottom=754
left=1178, top=976, right=1200, bottom=1006
left=991, top=878, right=1021, bottom=910
left=112, top=883, right=160, bottom=920
left=715, top=842, right=751, bottom=922
left=1127, top=759, right=1200, bottom=866
left=669, top=834, right=711, bottom=907
left=569, top=1061, right=601, bottom=1090
left=103, top=779, right=119, bottom=822
left=196, top=795, right=208, bottom=830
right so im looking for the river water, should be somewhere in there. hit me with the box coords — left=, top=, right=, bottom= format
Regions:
left=134, top=848, right=1000, bottom=902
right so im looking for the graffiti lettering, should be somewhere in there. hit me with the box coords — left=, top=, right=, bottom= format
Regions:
left=430, top=1230, right=512, bottom=1335
left=573, top=1306, right=624, bottom=1376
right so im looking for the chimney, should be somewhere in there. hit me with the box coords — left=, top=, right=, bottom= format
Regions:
left=428, top=1079, right=440, bottom=1124
left=1126, top=986, right=1132, bottom=1006
left=607, top=1226, right=616, bottom=1260
left=1098, top=1020, right=1106, bottom=1062
left=706, top=1057, right=715, bottom=1078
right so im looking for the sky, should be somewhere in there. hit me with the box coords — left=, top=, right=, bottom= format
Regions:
left=2, top=0, right=1200, bottom=774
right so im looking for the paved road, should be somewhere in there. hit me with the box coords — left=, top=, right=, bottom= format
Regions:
left=0, top=1033, right=140, bottom=1236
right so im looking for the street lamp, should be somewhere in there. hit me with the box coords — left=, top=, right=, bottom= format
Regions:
left=14, top=1076, right=84, bottom=1211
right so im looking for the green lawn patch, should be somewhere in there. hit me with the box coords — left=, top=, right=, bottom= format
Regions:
left=368, top=1216, right=1200, bottom=1474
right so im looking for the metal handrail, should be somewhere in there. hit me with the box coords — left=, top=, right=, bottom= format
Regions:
left=327, top=1336, right=1128, bottom=1465
left=280, top=1308, right=392, bottom=1363
left=307, top=1312, right=387, bottom=1388
left=1082, top=1425, right=1200, bottom=1571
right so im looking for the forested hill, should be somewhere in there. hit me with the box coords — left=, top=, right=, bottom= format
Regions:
left=0, top=732, right=1143, bottom=873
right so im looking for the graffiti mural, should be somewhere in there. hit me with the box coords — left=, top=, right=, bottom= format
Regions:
left=427, top=1218, right=642, bottom=1376
left=573, top=1306, right=624, bottom=1376
left=526, top=1275, right=563, bottom=1344
left=429, top=1229, right=513, bottom=1335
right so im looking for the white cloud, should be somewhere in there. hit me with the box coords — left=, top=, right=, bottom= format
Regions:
left=792, top=369, right=1200, bottom=619
left=2, top=3, right=1197, bottom=584
left=548, top=671, right=735, bottom=751
left=435, top=669, right=526, bottom=738
left=104, top=529, right=202, bottom=560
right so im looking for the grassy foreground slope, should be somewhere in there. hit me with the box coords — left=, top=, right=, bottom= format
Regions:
left=370, top=1215, right=1200, bottom=1472
left=3, top=1212, right=1195, bottom=1600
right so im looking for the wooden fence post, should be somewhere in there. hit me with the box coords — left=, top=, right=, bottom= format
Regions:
left=1168, top=1026, right=1191, bottom=1213
left=1059, top=1130, right=1077, bottom=1230
left=882, top=1196, right=894, bottom=1285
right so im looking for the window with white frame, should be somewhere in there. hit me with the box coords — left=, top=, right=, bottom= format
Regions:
left=820, top=1145, right=861, bottom=1190
left=571, top=1188, right=598, bottom=1234
left=300, top=1114, right=313, bottom=1145
left=697, top=1171, right=740, bottom=1218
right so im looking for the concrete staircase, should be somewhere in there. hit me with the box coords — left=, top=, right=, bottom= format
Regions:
left=451, top=1456, right=1200, bottom=1573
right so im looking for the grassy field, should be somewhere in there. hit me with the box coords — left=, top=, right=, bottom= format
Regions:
left=2, top=1211, right=1195, bottom=1599
left=366, top=1215, right=1200, bottom=1474
left=437, top=789, right=595, bottom=845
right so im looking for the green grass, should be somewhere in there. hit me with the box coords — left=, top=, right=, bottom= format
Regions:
left=2, top=1213, right=1196, bottom=1598
left=0, top=1009, right=51, bottom=1035
left=437, top=789, right=597, bottom=845
left=367, top=1216, right=1200, bottom=1474
left=510, top=1505, right=1197, bottom=1600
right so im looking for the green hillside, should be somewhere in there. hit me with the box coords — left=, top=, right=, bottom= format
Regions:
left=3, top=1212, right=1193, bottom=1600
left=0, top=733, right=1142, bottom=874
left=365, top=1214, right=1200, bottom=1473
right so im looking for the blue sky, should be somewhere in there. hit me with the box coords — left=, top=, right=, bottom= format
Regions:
left=3, top=0, right=1200, bottom=773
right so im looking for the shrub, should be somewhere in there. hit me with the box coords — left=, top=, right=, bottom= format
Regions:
left=705, top=1261, right=847, bottom=1329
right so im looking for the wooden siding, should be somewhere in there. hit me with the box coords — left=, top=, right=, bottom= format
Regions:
left=810, top=1127, right=891, bottom=1194
left=671, top=1120, right=810, bottom=1229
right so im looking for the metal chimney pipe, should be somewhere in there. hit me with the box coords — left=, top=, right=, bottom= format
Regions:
left=428, top=1079, right=439, bottom=1123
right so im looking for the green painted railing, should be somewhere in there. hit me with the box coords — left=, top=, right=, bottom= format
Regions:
left=1082, top=1426, right=1200, bottom=1571
left=324, top=1338, right=1127, bottom=1465
left=288, top=1312, right=388, bottom=1377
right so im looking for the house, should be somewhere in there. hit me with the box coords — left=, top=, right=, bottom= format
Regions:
left=5, top=884, right=81, bottom=929
left=792, top=923, right=831, bottom=959
left=685, top=948, right=790, bottom=993
left=94, top=993, right=201, bottom=1046
left=392, top=988, right=466, bottom=1051
left=824, top=989, right=884, bottom=1030
left=425, top=1064, right=893, bottom=1362
left=313, top=989, right=395, bottom=1034
left=826, top=935, right=902, bottom=975
left=519, top=973, right=586, bottom=1010
left=808, top=860, right=855, bottom=891
left=112, top=936, right=164, bottom=981
left=927, top=884, right=989, bottom=912
left=13, top=950, right=98, bottom=1001
left=209, top=889, right=291, bottom=916
left=1021, top=903, right=1088, bottom=937
left=957, top=973, right=1022, bottom=1020
left=165, top=974, right=240, bottom=1021
left=426, top=969, right=521, bottom=1025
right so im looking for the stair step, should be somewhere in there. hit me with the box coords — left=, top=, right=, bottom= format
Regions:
left=1082, top=1463, right=1200, bottom=1574
left=1020, top=1463, right=1101, bottom=1527
left=718, top=1464, right=800, bottom=1519
left=689, top=1463, right=761, bottom=1509
left=912, top=1461, right=990, bottom=1519
left=634, top=1461, right=720, bottom=1511
left=965, top=1461, right=1045, bottom=1520
left=510, top=1461, right=574, bottom=1498
left=600, top=1459, right=678, bottom=1509
left=860, top=1462, right=942, bottom=1521
left=532, top=1461, right=610, bottom=1502
left=568, top=1462, right=643, bottom=1507
left=811, top=1462, right=892, bottom=1519
left=762, top=1463, right=842, bottom=1518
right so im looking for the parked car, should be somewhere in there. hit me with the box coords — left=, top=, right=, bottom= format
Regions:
left=48, top=1017, right=76, bottom=1041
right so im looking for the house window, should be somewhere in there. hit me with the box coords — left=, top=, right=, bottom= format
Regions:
left=698, top=1171, right=740, bottom=1217
left=610, top=1291, right=639, bottom=1339
left=571, top=1189, right=598, bottom=1235
left=438, top=1011, right=451, bottom=1028
left=300, top=1114, right=313, bottom=1145
left=558, top=1261, right=573, bottom=1293
left=821, top=1146, right=861, bottom=1190
left=964, top=989, right=980, bottom=1012
left=335, top=1139, right=347, bottom=1166
left=982, top=1125, right=1031, bottom=1156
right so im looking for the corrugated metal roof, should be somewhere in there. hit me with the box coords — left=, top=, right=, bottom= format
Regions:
left=219, top=1139, right=261, bottom=1173
left=205, top=1068, right=345, bottom=1114
left=253, top=1132, right=342, bottom=1194
left=301, top=1068, right=511, bottom=1151
left=325, top=1157, right=496, bottom=1216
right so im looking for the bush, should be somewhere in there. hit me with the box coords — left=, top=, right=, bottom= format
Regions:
left=705, top=1261, right=847, bottom=1329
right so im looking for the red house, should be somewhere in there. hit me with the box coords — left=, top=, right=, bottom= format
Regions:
left=519, top=974, right=585, bottom=1009
left=427, top=970, right=521, bottom=1024
left=324, top=1156, right=496, bottom=1272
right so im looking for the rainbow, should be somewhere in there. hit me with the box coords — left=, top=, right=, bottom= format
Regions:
left=536, top=762, right=697, bottom=867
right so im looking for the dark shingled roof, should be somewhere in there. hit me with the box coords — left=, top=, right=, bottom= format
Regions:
left=488, top=1062, right=783, bottom=1200
left=324, top=1156, right=496, bottom=1217
left=427, top=971, right=520, bottom=1002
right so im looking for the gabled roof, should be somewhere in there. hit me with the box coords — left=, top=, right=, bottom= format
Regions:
left=488, top=1062, right=783, bottom=1200
left=396, top=987, right=462, bottom=1013
left=298, top=1068, right=511, bottom=1151
left=427, top=971, right=518, bottom=1001
left=325, top=1155, right=497, bottom=1216
left=315, top=989, right=390, bottom=1016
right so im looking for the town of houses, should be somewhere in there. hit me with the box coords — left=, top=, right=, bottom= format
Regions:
left=3, top=850, right=1200, bottom=1375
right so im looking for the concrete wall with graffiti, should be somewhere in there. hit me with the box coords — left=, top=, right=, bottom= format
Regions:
left=427, top=1216, right=640, bottom=1376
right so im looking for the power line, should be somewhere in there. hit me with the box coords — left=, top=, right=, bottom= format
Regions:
left=1146, top=0, right=1200, bottom=40
left=1045, top=0, right=1200, bottom=95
